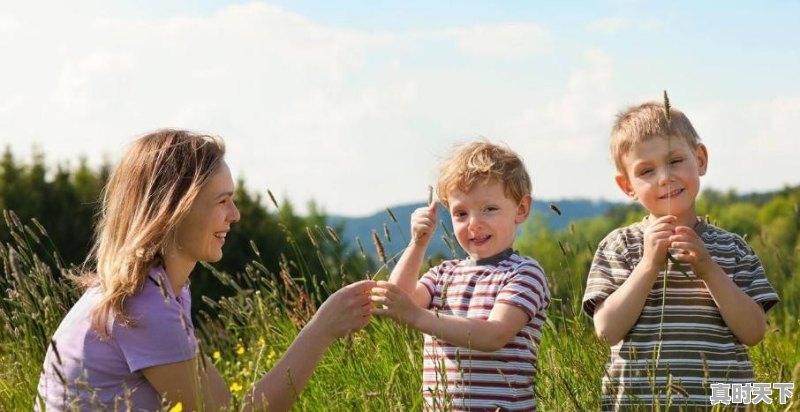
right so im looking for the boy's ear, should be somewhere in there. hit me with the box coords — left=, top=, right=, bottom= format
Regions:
left=615, top=173, right=635, bottom=198
left=515, top=194, right=532, bottom=224
left=695, top=143, right=708, bottom=176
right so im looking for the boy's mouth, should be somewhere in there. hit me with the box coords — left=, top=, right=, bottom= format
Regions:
left=471, top=234, right=491, bottom=246
left=658, top=188, right=684, bottom=199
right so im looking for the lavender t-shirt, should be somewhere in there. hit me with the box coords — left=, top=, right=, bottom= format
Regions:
left=36, top=266, right=197, bottom=411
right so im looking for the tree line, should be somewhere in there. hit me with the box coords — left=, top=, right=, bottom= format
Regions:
left=0, top=147, right=369, bottom=313
left=2, top=146, right=797, bottom=321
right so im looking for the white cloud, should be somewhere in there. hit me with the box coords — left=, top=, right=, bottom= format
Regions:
left=587, top=17, right=628, bottom=33
left=498, top=49, right=622, bottom=200
left=586, top=16, right=661, bottom=33
left=446, top=23, right=549, bottom=57
left=0, top=14, right=21, bottom=32
left=693, top=97, right=800, bottom=194
left=0, top=2, right=794, bottom=217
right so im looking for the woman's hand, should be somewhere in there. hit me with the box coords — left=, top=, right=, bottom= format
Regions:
left=311, top=279, right=376, bottom=340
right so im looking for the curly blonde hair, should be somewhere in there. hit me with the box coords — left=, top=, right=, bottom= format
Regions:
left=436, top=140, right=531, bottom=208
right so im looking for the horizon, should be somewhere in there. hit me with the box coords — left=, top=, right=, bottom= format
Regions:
left=1, top=1, right=798, bottom=216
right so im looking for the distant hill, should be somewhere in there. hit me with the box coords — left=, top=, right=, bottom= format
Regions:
left=330, top=199, right=619, bottom=260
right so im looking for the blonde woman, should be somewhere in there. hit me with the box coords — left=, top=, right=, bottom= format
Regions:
left=35, top=129, right=375, bottom=411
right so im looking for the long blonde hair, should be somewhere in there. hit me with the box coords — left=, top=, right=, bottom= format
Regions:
left=81, top=129, right=226, bottom=337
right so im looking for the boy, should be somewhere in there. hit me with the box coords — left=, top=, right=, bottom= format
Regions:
left=582, top=102, right=780, bottom=410
left=371, top=141, right=550, bottom=411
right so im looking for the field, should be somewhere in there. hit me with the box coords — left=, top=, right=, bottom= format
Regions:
left=1, top=208, right=798, bottom=411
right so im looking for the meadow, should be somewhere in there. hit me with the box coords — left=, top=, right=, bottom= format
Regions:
left=1, top=189, right=798, bottom=411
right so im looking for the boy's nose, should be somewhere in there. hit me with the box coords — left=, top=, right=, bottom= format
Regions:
left=657, top=168, right=672, bottom=185
left=468, top=215, right=483, bottom=229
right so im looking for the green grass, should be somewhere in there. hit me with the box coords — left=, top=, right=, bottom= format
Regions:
left=1, top=211, right=798, bottom=411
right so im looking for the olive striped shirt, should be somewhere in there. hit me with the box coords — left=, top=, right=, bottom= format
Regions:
left=583, top=218, right=779, bottom=411
left=419, top=249, right=550, bottom=411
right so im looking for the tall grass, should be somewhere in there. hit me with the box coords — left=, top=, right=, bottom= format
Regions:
left=1, top=209, right=798, bottom=411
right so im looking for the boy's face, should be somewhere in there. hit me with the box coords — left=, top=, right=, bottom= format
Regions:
left=615, top=135, right=708, bottom=226
left=447, top=178, right=531, bottom=260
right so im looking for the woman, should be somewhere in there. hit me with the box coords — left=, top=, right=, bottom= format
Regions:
left=36, top=129, right=375, bottom=411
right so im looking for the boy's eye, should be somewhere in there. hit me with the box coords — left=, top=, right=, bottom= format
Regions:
left=484, top=206, right=498, bottom=212
left=638, top=169, right=652, bottom=176
left=670, top=158, right=683, bottom=165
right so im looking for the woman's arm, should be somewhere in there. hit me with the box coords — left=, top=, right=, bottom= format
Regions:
left=143, top=280, right=375, bottom=411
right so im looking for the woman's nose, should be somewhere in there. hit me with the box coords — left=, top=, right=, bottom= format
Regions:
left=229, top=202, right=241, bottom=223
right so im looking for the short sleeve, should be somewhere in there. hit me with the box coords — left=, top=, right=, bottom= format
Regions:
left=113, top=283, right=198, bottom=372
left=419, top=261, right=459, bottom=310
left=418, top=266, right=438, bottom=305
left=495, top=261, right=550, bottom=320
left=582, top=230, right=633, bottom=318
left=732, top=241, right=780, bottom=313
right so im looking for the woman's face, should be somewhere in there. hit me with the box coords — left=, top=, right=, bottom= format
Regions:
left=170, top=161, right=240, bottom=268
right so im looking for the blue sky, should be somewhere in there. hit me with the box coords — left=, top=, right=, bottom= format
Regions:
left=1, top=1, right=798, bottom=216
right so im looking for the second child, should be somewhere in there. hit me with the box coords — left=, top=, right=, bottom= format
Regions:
left=583, top=102, right=780, bottom=410
left=371, top=141, right=551, bottom=411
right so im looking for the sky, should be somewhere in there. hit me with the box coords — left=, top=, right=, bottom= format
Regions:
left=1, top=1, right=798, bottom=217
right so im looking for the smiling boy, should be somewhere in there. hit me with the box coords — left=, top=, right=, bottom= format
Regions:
left=582, top=102, right=780, bottom=410
left=371, top=140, right=550, bottom=411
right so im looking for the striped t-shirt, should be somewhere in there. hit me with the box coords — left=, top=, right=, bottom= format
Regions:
left=418, top=248, right=550, bottom=412
left=582, top=218, right=779, bottom=411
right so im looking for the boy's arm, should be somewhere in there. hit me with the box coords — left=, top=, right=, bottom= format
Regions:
left=592, top=216, right=675, bottom=346
left=670, top=226, right=767, bottom=346
left=592, top=262, right=659, bottom=346
left=372, top=281, right=528, bottom=352
left=387, top=204, right=438, bottom=308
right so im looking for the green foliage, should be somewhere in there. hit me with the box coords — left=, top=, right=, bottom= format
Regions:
left=0, top=148, right=367, bottom=315
left=0, top=148, right=797, bottom=410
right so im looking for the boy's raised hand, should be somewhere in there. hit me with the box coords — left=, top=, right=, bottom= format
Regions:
left=411, top=202, right=438, bottom=244
left=669, top=226, right=714, bottom=279
left=371, top=281, right=423, bottom=327
left=642, top=215, right=676, bottom=271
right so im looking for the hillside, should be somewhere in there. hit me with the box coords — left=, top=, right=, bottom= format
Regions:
left=330, top=198, right=619, bottom=259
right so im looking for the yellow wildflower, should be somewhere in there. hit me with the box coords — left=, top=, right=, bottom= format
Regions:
left=230, top=382, right=243, bottom=392
left=258, top=337, right=266, bottom=347
left=212, top=351, right=221, bottom=361
left=268, top=349, right=276, bottom=360
left=168, top=402, right=183, bottom=412
left=236, top=345, right=245, bottom=355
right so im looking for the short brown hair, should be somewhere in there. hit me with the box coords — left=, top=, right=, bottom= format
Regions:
left=611, top=102, right=701, bottom=173
left=436, top=140, right=531, bottom=208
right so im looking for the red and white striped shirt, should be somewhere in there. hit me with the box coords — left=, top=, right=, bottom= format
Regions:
left=419, top=249, right=550, bottom=411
